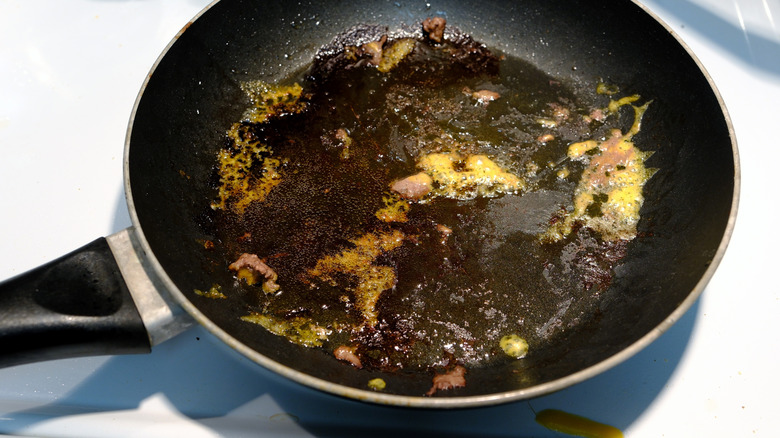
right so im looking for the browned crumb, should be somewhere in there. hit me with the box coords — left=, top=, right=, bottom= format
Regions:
left=334, top=345, right=362, bottom=368
left=228, top=253, right=280, bottom=294
left=390, top=172, right=433, bottom=200
left=472, top=89, right=500, bottom=105
left=425, top=365, right=466, bottom=396
left=361, top=35, right=388, bottom=66
left=538, top=133, right=555, bottom=143
left=422, top=17, right=446, bottom=43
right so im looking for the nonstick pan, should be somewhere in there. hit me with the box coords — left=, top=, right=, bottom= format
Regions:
left=0, top=0, right=738, bottom=408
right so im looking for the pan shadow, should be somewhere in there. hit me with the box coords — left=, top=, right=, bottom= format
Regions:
left=268, top=297, right=703, bottom=436
left=0, top=290, right=701, bottom=437
left=0, top=185, right=703, bottom=436
left=111, top=184, right=133, bottom=233
left=649, top=0, right=780, bottom=77
left=0, top=184, right=701, bottom=437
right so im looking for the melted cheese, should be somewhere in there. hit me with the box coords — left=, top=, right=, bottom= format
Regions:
left=194, top=284, right=226, bottom=299
left=211, top=134, right=285, bottom=212
left=239, top=81, right=305, bottom=123
left=376, top=193, right=411, bottom=223
left=241, top=313, right=331, bottom=347
left=542, top=99, right=655, bottom=242
left=377, top=38, right=416, bottom=73
left=499, top=334, right=529, bottom=359
left=367, top=378, right=387, bottom=391
left=212, top=82, right=304, bottom=212
left=417, top=152, right=525, bottom=200
left=309, top=230, right=405, bottom=326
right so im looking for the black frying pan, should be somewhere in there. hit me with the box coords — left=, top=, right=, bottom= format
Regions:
left=0, top=0, right=737, bottom=408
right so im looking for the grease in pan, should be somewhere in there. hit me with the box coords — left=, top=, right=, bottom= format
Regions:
left=199, top=19, right=656, bottom=395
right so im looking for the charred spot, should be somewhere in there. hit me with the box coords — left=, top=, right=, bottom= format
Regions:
left=585, top=192, right=609, bottom=218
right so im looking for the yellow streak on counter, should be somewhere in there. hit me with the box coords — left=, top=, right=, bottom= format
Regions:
left=536, top=409, right=623, bottom=438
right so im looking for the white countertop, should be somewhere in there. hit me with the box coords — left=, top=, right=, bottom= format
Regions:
left=0, top=0, right=778, bottom=436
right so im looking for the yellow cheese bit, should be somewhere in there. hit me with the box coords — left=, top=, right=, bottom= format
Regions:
left=499, top=334, right=529, bottom=359
left=375, top=193, right=411, bottom=223
left=309, top=231, right=405, bottom=326
left=377, top=38, right=416, bottom=73
left=241, top=313, right=330, bottom=347
left=194, top=284, right=226, bottom=299
left=417, top=152, right=524, bottom=200
left=367, top=378, right=387, bottom=391
left=541, top=99, right=654, bottom=242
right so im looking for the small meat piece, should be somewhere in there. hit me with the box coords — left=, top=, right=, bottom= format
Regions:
left=334, top=345, right=362, bottom=368
left=436, top=224, right=452, bottom=244
left=390, top=172, right=433, bottom=200
left=472, top=89, right=500, bottom=105
left=589, top=108, right=606, bottom=122
left=335, top=128, right=352, bottom=159
left=425, top=365, right=466, bottom=396
left=549, top=103, right=570, bottom=123
left=436, top=224, right=452, bottom=236
left=361, top=35, right=387, bottom=66
left=228, top=253, right=280, bottom=294
left=335, top=128, right=350, bottom=142
left=422, top=17, right=447, bottom=43
left=538, top=133, right=555, bottom=143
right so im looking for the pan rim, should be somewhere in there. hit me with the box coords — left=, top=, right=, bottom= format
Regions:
left=122, top=0, right=740, bottom=408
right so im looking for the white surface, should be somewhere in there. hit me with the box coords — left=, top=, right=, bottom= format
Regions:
left=0, top=0, right=778, bottom=436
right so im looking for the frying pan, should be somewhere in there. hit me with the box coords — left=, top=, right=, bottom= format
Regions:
left=0, top=0, right=737, bottom=408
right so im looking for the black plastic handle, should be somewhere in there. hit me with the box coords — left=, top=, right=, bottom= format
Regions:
left=0, top=237, right=151, bottom=367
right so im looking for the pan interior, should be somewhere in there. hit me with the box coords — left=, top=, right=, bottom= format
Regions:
left=127, top=0, right=736, bottom=404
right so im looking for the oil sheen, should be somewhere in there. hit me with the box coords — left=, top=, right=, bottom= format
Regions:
left=202, top=30, right=655, bottom=376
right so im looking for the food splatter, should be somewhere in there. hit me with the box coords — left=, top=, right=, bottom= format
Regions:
left=211, top=82, right=304, bottom=212
left=375, top=193, right=412, bottom=223
left=194, top=284, right=226, bottom=299
left=367, top=378, right=387, bottom=391
left=416, top=152, right=525, bottom=200
left=308, top=230, right=405, bottom=327
left=535, top=409, right=623, bottom=438
left=499, top=334, right=529, bottom=359
left=241, top=313, right=331, bottom=347
left=541, top=97, right=655, bottom=242
left=199, top=20, right=659, bottom=385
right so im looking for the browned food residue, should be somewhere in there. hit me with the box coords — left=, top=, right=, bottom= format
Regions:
left=308, top=230, right=405, bottom=327
left=198, top=23, right=658, bottom=388
left=471, top=89, right=500, bottom=105
left=390, top=172, right=433, bottom=200
left=541, top=96, right=655, bottom=242
left=229, top=253, right=280, bottom=294
left=426, top=365, right=467, bottom=396
left=422, top=16, right=447, bottom=43
left=334, top=345, right=363, bottom=368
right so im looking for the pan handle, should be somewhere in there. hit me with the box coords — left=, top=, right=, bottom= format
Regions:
left=0, top=236, right=151, bottom=367
left=0, top=228, right=194, bottom=368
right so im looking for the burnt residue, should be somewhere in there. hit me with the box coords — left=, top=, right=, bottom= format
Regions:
left=200, top=25, right=635, bottom=373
